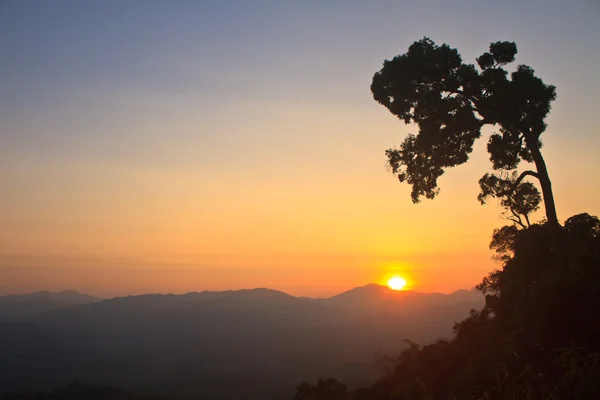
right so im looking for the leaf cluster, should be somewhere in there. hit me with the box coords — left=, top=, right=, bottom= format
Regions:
left=372, top=38, right=556, bottom=203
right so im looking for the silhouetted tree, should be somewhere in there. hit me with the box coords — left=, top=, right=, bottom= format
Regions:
left=371, top=38, right=559, bottom=226
left=298, top=213, right=600, bottom=399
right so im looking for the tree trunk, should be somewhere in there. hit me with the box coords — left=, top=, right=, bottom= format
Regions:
left=529, top=143, right=559, bottom=227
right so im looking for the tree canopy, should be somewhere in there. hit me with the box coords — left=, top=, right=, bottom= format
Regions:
left=371, top=38, right=558, bottom=225
left=294, top=213, right=600, bottom=399
left=292, top=38, right=600, bottom=400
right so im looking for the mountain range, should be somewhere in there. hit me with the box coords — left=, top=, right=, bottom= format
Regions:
left=0, top=285, right=483, bottom=400
left=0, top=290, right=99, bottom=321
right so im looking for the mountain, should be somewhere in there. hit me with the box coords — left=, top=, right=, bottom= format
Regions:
left=317, top=285, right=484, bottom=351
left=323, top=284, right=482, bottom=312
left=320, top=284, right=484, bottom=326
left=0, top=286, right=483, bottom=400
left=0, top=290, right=100, bottom=321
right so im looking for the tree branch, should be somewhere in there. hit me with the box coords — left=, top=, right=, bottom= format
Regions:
left=504, top=195, right=527, bottom=229
left=444, top=86, right=485, bottom=118
left=453, top=89, right=477, bottom=103
left=508, top=203, right=527, bottom=229
left=507, top=214, right=526, bottom=229
left=500, top=170, right=540, bottom=197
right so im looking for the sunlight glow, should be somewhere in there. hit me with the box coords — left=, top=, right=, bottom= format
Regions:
left=387, top=276, right=407, bottom=291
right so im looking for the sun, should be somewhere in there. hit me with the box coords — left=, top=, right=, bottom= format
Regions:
left=387, top=276, right=407, bottom=291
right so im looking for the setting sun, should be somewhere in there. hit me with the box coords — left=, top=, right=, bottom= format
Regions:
left=387, top=276, right=407, bottom=291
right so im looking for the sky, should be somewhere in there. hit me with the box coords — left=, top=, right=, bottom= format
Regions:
left=1, top=0, right=599, bottom=298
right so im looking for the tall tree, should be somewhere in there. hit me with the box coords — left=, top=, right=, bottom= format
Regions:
left=371, top=38, right=559, bottom=226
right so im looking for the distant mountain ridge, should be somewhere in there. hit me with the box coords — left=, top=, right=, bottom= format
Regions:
left=323, top=284, right=481, bottom=310
left=0, top=290, right=100, bottom=321
left=0, top=285, right=484, bottom=400
left=1, top=289, right=99, bottom=301
left=0, top=285, right=483, bottom=325
left=1, top=284, right=479, bottom=304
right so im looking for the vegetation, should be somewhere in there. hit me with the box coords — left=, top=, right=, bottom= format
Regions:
left=294, top=39, right=600, bottom=399
left=371, top=38, right=558, bottom=226
left=295, top=215, right=600, bottom=399
left=3, top=37, right=597, bottom=400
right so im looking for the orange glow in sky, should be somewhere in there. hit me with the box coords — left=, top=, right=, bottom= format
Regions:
left=1, top=2, right=599, bottom=298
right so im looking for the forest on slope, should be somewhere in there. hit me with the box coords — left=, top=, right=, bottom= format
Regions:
left=293, top=38, right=600, bottom=400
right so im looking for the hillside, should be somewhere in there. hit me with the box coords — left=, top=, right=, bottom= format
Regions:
left=0, top=286, right=483, bottom=400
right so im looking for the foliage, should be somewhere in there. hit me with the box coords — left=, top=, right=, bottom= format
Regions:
left=371, top=38, right=558, bottom=225
left=295, top=214, right=600, bottom=399
left=478, top=171, right=541, bottom=228
left=316, top=38, right=600, bottom=400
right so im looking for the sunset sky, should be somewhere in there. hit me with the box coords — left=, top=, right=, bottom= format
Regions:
left=1, top=0, right=599, bottom=298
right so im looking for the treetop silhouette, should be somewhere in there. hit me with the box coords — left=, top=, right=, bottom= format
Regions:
left=371, top=38, right=558, bottom=226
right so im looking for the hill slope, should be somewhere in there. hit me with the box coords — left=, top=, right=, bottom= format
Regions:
left=0, top=286, right=483, bottom=400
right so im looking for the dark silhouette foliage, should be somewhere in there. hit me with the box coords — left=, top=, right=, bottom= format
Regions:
left=371, top=38, right=559, bottom=226
left=296, top=213, right=600, bottom=399
left=478, top=171, right=541, bottom=228
left=324, top=39, right=600, bottom=399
